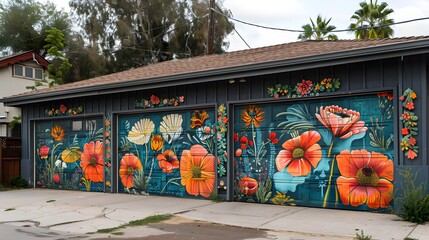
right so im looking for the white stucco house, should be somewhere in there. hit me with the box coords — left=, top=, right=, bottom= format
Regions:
left=0, top=50, right=49, bottom=137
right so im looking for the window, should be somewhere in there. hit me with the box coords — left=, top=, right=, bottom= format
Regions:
left=25, top=67, right=33, bottom=78
left=14, top=65, right=23, bottom=76
left=13, top=64, right=44, bottom=80
left=34, top=68, right=43, bottom=80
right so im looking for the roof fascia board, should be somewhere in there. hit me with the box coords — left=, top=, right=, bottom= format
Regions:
left=4, top=40, right=429, bottom=106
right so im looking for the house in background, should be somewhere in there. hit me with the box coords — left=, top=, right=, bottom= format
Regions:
left=0, top=50, right=49, bottom=137
left=2, top=37, right=429, bottom=213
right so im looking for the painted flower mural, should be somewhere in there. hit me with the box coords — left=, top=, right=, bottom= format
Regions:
left=275, top=131, right=322, bottom=176
left=159, top=114, right=183, bottom=144
left=119, top=153, right=143, bottom=188
left=80, top=141, right=104, bottom=183
left=234, top=92, right=394, bottom=211
left=35, top=118, right=105, bottom=192
left=180, top=144, right=216, bottom=198
left=157, top=150, right=179, bottom=173
left=336, top=149, right=394, bottom=209
left=315, top=105, right=368, bottom=139
left=51, top=125, right=65, bottom=141
left=191, top=110, right=209, bottom=129
left=128, top=118, right=155, bottom=145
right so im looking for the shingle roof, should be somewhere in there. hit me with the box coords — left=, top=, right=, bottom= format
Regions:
left=4, top=36, right=429, bottom=102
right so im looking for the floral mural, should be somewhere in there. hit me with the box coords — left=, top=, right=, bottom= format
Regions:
left=35, top=118, right=105, bottom=191
left=234, top=92, right=394, bottom=210
left=117, top=108, right=217, bottom=198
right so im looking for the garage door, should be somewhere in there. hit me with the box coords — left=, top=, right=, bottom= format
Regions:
left=233, top=92, right=394, bottom=211
left=117, top=107, right=217, bottom=198
left=35, top=117, right=105, bottom=192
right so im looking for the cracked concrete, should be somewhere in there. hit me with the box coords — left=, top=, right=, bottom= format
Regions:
left=0, top=189, right=428, bottom=240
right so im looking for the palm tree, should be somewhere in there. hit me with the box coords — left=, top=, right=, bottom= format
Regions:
left=349, top=0, right=394, bottom=39
left=298, top=15, right=338, bottom=40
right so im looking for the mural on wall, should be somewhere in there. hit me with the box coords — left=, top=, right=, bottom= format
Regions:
left=117, top=108, right=217, bottom=198
left=35, top=118, right=106, bottom=192
left=234, top=92, right=394, bottom=210
left=399, top=88, right=418, bottom=160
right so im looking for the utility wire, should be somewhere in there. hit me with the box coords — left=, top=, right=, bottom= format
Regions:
left=215, top=3, right=251, bottom=49
left=211, top=8, right=429, bottom=33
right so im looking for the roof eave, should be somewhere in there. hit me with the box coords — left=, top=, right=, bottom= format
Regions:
left=4, top=39, right=429, bottom=106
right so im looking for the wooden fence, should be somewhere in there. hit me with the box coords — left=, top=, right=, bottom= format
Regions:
left=0, top=138, right=21, bottom=185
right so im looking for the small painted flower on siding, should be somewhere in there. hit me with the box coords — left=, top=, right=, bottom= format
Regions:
left=128, top=118, right=155, bottom=145
left=150, top=95, right=160, bottom=105
left=336, top=149, right=393, bottom=209
left=275, top=130, right=322, bottom=176
left=240, top=136, right=248, bottom=149
left=405, top=101, right=414, bottom=110
left=51, top=125, right=65, bottom=141
left=242, top=105, right=264, bottom=127
left=296, top=79, right=313, bottom=95
left=409, top=137, right=417, bottom=146
left=238, top=177, right=258, bottom=196
left=315, top=105, right=367, bottom=139
left=150, top=134, right=164, bottom=151
left=119, top=153, right=143, bottom=188
left=159, top=114, right=183, bottom=144
left=235, top=148, right=242, bottom=157
left=180, top=144, right=215, bottom=198
left=234, top=133, right=239, bottom=142
left=401, top=128, right=409, bottom=135
left=80, top=141, right=104, bottom=183
left=400, top=140, right=409, bottom=151
left=53, top=173, right=60, bottom=184
left=39, top=145, right=50, bottom=159
left=407, top=149, right=417, bottom=159
left=55, top=160, right=67, bottom=169
left=190, top=110, right=210, bottom=129
left=59, top=104, right=67, bottom=114
left=157, top=150, right=179, bottom=173
left=272, top=191, right=295, bottom=206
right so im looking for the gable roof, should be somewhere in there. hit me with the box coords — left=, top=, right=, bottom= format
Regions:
left=3, top=36, right=429, bottom=105
left=0, top=50, right=49, bottom=69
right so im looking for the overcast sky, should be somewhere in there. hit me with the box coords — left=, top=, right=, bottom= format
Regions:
left=35, top=0, right=429, bottom=51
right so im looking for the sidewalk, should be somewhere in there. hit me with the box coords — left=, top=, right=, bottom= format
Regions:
left=0, top=189, right=428, bottom=239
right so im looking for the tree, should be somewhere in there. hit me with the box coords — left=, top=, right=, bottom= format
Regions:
left=0, top=0, right=70, bottom=55
left=298, top=15, right=338, bottom=40
left=69, top=0, right=234, bottom=72
left=27, top=27, right=71, bottom=90
left=349, top=0, right=394, bottom=39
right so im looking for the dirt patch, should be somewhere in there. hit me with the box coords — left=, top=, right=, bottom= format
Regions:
left=92, top=216, right=268, bottom=240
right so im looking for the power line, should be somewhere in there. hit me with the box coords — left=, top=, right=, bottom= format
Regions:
left=215, top=3, right=251, bottom=49
left=211, top=8, right=429, bottom=34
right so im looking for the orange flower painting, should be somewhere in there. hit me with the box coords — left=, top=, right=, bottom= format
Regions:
left=157, top=150, right=179, bottom=173
left=80, top=141, right=104, bottom=182
left=180, top=144, right=215, bottom=198
left=119, top=153, right=143, bottom=188
left=275, top=131, right=322, bottom=176
left=238, top=177, right=258, bottom=196
left=336, top=149, right=394, bottom=209
left=315, top=105, right=367, bottom=139
left=51, top=125, right=65, bottom=141
left=190, top=110, right=209, bottom=129
left=242, top=105, right=264, bottom=127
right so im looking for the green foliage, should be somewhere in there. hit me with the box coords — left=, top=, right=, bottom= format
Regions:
left=209, top=190, right=224, bottom=202
left=395, top=168, right=429, bottom=224
left=355, top=230, right=373, bottom=240
left=96, top=214, right=172, bottom=233
left=349, top=0, right=394, bottom=39
left=9, top=176, right=28, bottom=188
left=8, top=115, right=21, bottom=130
left=4, top=208, right=15, bottom=211
left=298, top=15, right=338, bottom=40
left=256, top=178, right=272, bottom=203
left=0, top=0, right=70, bottom=53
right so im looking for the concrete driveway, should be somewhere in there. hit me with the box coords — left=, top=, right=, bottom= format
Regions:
left=0, top=189, right=428, bottom=239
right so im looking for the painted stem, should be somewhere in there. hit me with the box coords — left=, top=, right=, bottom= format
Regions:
left=322, top=155, right=336, bottom=208
left=160, top=177, right=182, bottom=193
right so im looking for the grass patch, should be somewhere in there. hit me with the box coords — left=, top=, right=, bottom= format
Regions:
left=0, top=185, right=7, bottom=191
left=5, top=208, right=15, bottom=211
left=111, top=232, right=124, bottom=235
left=46, top=200, right=56, bottom=203
left=97, top=214, right=172, bottom=233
